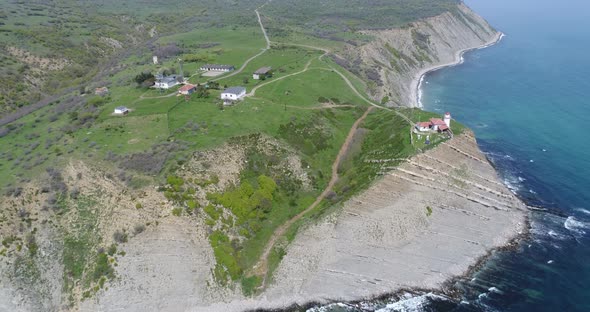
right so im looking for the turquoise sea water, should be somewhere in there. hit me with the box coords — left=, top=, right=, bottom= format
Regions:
left=309, top=0, right=590, bottom=311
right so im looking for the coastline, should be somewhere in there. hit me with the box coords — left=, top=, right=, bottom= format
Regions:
left=252, top=219, right=531, bottom=312
left=234, top=131, right=529, bottom=312
left=412, top=31, right=505, bottom=108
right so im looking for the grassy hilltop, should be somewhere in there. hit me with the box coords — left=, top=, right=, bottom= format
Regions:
left=0, top=0, right=464, bottom=306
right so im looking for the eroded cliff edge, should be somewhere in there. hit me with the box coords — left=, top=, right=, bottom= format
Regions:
left=333, top=3, right=498, bottom=107
left=225, top=131, right=527, bottom=311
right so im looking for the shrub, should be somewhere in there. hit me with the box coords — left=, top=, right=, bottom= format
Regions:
left=204, top=204, right=221, bottom=220
left=113, top=230, right=128, bottom=243
left=171, top=207, right=183, bottom=216
left=133, top=224, right=145, bottom=235
left=93, top=252, right=114, bottom=280
left=426, top=206, right=433, bottom=217
left=107, top=244, right=117, bottom=256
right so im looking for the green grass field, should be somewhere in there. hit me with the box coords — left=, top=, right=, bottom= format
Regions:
left=253, top=68, right=368, bottom=108
left=0, top=0, right=471, bottom=300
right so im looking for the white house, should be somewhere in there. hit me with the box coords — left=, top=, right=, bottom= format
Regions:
left=253, top=66, right=272, bottom=80
left=200, top=64, right=235, bottom=72
left=221, top=87, right=246, bottom=103
left=415, top=121, right=431, bottom=132
left=114, top=106, right=129, bottom=115
left=154, top=75, right=180, bottom=89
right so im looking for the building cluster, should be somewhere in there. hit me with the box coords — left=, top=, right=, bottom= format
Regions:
left=414, top=112, right=452, bottom=133
left=116, top=62, right=277, bottom=114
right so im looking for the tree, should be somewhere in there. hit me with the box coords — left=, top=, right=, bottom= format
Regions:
left=242, top=77, right=249, bottom=84
left=134, top=72, right=155, bottom=87
left=196, top=88, right=210, bottom=99
left=162, top=67, right=176, bottom=76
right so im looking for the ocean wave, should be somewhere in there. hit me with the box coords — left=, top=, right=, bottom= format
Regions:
left=375, top=293, right=450, bottom=312
left=488, top=287, right=503, bottom=294
left=564, top=216, right=589, bottom=235
left=576, top=208, right=590, bottom=216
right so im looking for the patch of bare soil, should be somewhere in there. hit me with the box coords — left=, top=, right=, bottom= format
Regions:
left=6, top=46, right=70, bottom=71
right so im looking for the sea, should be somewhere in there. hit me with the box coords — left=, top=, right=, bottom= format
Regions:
left=307, top=0, right=590, bottom=311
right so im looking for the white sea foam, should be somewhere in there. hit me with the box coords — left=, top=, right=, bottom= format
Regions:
left=547, top=260, right=554, bottom=264
left=376, top=293, right=448, bottom=312
left=576, top=208, right=590, bottom=216
left=518, top=176, right=526, bottom=182
left=488, top=287, right=503, bottom=294
left=478, top=292, right=489, bottom=300
left=564, top=216, right=589, bottom=235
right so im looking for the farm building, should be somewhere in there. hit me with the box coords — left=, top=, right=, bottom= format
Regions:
left=154, top=74, right=180, bottom=89
left=114, top=106, right=129, bottom=115
left=253, top=66, right=272, bottom=80
left=200, top=64, right=235, bottom=72
left=221, top=86, right=246, bottom=104
left=95, top=87, right=109, bottom=96
left=178, top=84, right=196, bottom=95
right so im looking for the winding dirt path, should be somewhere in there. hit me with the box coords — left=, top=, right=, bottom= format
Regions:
left=247, top=56, right=328, bottom=97
left=251, top=106, right=374, bottom=286
left=212, top=2, right=272, bottom=82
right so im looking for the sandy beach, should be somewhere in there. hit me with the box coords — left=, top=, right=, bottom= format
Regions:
left=411, top=31, right=505, bottom=108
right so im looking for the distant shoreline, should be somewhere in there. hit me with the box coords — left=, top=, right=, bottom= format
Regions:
left=412, top=31, right=505, bottom=108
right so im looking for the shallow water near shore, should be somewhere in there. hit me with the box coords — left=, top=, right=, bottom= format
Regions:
left=309, top=0, right=590, bottom=311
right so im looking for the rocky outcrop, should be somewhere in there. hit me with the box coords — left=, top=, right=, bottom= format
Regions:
left=198, top=131, right=527, bottom=311
left=334, top=3, right=498, bottom=107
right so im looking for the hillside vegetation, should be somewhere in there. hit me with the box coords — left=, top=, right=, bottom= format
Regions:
left=263, top=0, right=461, bottom=43
left=0, top=0, right=471, bottom=309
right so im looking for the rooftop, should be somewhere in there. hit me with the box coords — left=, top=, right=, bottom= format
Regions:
left=254, top=66, right=272, bottom=74
left=179, top=84, right=196, bottom=92
left=430, top=118, right=446, bottom=126
left=222, top=86, right=246, bottom=95
left=201, top=64, right=234, bottom=70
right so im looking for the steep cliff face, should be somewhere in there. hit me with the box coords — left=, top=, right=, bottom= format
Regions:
left=334, top=3, right=498, bottom=107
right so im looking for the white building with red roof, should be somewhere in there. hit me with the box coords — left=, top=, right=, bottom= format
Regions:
left=178, top=84, right=196, bottom=95
left=414, top=112, right=452, bottom=133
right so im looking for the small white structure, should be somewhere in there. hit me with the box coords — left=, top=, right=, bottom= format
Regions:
left=114, top=106, right=129, bottom=115
left=221, top=87, right=246, bottom=102
left=154, top=75, right=179, bottom=89
left=253, top=66, right=272, bottom=80
left=200, top=64, right=235, bottom=72
left=153, top=55, right=158, bottom=65
left=444, top=112, right=451, bottom=128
